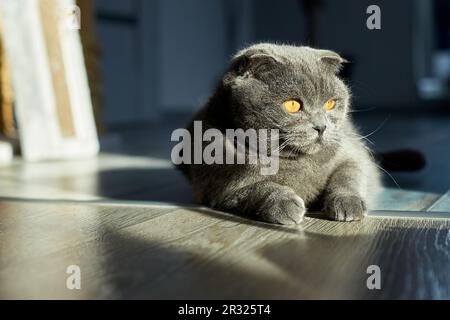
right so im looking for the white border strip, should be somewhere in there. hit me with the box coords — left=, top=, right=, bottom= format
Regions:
left=0, top=196, right=448, bottom=219
left=369, top=210, right=450, bottom=219
left=425, top=189, right=450, bottom=212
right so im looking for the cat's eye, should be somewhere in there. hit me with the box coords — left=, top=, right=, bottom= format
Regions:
left=283, top=99, right=302, bottom=113
left=325, top=99, right=336, bottom=111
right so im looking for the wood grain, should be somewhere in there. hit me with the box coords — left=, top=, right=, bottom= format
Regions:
left=0, top=200, right=448, bottom=299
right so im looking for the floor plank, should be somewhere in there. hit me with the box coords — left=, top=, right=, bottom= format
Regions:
left=373, top=188, right=439, bottom=211
left=0, top=200, right=448, bottom=299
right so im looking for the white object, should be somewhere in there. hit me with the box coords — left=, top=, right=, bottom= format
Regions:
left=0, top=140, right=13, bottom=165
left=0, top=0, right=99, bottom=161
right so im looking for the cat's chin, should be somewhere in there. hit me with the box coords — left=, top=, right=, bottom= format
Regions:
left=301, top=143, right=322, bottom=155
left=298, top=136, right=335, bottom=154
left=283, top=140, right=324, bottom=157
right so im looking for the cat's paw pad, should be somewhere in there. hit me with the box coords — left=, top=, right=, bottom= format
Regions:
left=325, top=195, right=367, bottom=222
left=257, top=188, right=306, bottom=225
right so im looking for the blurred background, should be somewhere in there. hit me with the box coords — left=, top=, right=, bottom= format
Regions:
left=94, top=0, right=450, bottom=123
left=1, top=0, right=450, bottom=200
left=96, top=0, right=450, bottom=193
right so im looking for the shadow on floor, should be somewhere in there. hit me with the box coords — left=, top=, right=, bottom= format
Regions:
left=94, top=214, right=449, bottom=299
left=95, top=167, right=195, bottom=204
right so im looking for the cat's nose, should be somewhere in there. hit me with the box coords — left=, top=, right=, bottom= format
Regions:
left=313, top=125, right=327, bottom=136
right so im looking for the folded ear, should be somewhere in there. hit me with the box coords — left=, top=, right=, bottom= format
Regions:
left=318, top=50, right=348, bottom=74
left=230, top=50, right=281, bottom=77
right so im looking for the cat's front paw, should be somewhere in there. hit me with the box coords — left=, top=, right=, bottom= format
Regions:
left=256, top=187, right=306, bottom=225
left=325, top=194, right=367, bottom=222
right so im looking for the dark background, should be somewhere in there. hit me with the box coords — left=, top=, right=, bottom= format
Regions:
left=94, top=0, right=450, bottom=193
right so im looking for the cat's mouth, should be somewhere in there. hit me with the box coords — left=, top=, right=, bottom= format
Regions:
left=280, top=136, right=326, bottom=156
left=301, top=135, right=326, bottom=146
left=302, top=139, right=324, bottom=154
left=315, top=136, right=326, bottom=144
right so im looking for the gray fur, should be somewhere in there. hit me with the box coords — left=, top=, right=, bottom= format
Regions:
left=177, top=43, right=381, bottom=225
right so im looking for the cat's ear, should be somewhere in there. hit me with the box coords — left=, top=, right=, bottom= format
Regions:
left=318, top=50, right=348, bottom=74
left=230, top=51, right=280, bottom=77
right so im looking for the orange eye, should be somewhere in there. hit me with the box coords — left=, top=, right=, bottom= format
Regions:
left=283, top=100, right=301, bottom=113
left=325, top=99, right=336, bottom=111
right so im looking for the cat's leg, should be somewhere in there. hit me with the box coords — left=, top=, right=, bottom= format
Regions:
left=323, top=161, right=368, bottom=222
left=216, top=181, right=306, bottom=225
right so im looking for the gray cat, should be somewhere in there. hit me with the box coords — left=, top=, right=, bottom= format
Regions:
left=177, top=43, right=381, bottom=225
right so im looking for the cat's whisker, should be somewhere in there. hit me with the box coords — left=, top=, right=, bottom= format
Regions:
left=270, top=133, right=290, bottom=142
left=271, top=136, right=296, bottom=155
left=276, top=141, right=291, bottom=153
left=346, top=135, right=375, bottom=146
left=347, top=106, right=377, bottom=113
left=285, top=142, right=304, bottom=159
left=358, top=116, right=390, bottom=140
left=374, top=163, right=401, bottom=190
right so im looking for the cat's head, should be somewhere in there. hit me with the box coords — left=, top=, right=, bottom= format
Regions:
left=222, top=43, right=350, bottom=155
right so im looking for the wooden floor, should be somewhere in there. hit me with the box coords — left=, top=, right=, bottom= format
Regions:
left=0, top=120, right=449, bottom=299
left=0, top=199, right=448, bottom=299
